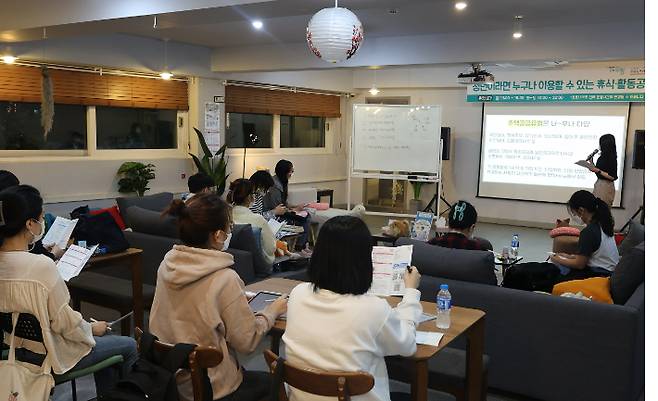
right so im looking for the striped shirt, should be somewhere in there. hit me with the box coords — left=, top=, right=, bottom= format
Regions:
left=250, top=190, right=275, bottom=220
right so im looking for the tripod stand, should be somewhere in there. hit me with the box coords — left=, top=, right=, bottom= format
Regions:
left=423, top=181, right=452, bottom=216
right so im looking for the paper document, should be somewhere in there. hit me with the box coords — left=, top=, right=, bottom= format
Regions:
left=411, top=212, right=434, bottom=242
left=420, top=312, right=436, bottom=323
left=575, top=160, right=596, bottom=170
left=56, top=244, right=97, bottom=281
left=268, top=219, right=285, bottom=236
left=368, top=245, right=413, bottom=297
left=416, top=331, right=444, bottom=346
left=42, top=216, right=78, bottom=249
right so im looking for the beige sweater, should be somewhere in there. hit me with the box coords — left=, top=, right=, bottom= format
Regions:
left=149, top=245, right=277, bottom=401
left=232, top=205, right=277, bottom=265
left=0, top=251, right=95, bottom=374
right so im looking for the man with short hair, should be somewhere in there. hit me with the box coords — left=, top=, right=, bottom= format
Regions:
left=185, top=173, right=214, bottom=202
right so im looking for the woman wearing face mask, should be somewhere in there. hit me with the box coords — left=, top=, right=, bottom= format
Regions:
left=149, top=193, right=287, bottom=401
left=227, top=178, right=277, bottom=265
left=0, top=185, right=137, bottom=398
left=549, top=190, right=619, bottom=279
left=263, top=159, right=311, bottom=249
left=428, top=200, right=490, bottom=251
left=588, top=134, right=618, bottom=207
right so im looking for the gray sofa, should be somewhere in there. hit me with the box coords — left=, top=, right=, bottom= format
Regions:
left=401, top=237, right=644, bottom=401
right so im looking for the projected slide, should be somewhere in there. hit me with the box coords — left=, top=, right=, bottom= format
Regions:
left=478, top=104, right=628, bottom=206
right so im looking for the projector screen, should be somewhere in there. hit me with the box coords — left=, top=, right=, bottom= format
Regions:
left=478, top=104, right=629, bottom=206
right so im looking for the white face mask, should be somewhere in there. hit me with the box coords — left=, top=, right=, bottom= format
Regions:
left=29, top=219, right=46, bottom=245
left=571, top=214, right=584, bottom=226
left=221, top=232, right=232, bottom=251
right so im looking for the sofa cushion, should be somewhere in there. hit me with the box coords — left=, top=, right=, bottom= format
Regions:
left=549, top=226, right=581, bottom=238
left=125, top=206, right=178, bottom=239
left=552, top=277, right=613, bottom=304
left=395, top=237, right=496, bottom=285
left=610, top=242, right=645, bottom=305
left=116, top=192, right=174, bottom=227
left=619, top=221, right=644, bottom=257
left=230, top=224, right=271, bottom=278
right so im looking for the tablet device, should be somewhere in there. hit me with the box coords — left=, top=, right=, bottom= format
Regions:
left=248, top=291, right=287, bottom=319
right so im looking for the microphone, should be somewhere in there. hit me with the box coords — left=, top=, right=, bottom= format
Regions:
left=586, top=149, right=599, bottom=162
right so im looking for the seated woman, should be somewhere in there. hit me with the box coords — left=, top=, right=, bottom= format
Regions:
left=248, top=169, right=285, bottom=220
left=0, top=185, right=137, bottom=398
left=549, top=190, right=619, bottom=279
left=228, top=178, right=277, bottom=265
left=503, top=190, right=619, bottom=292
left=149, top=193, right=287, bottom=401
left=263, top=159, right=311, bottom=249
left=283, top=216, right=422, bottom=401
left=429, top=200, right=490, bottom=251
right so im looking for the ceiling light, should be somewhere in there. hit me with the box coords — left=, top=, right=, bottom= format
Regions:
left=306, top=1, right=364, bottom=63
left=369, top=86, right=380, bottom=96
left=513, top=15, right=523, bottom=39
left=454, top=2, right=468, bottom=10
left=252, top=20, right=263, bottom=30
left=1, top=55, right=17, bottom=64
left=160, top=71, right=173, bottom=80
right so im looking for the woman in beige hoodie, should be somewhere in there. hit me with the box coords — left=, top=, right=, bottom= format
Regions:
left=149, top=194, right=287, bottom=401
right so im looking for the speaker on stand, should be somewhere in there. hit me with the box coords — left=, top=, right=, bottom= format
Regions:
left=424, top=127, right=453, bottom=216
left=621, top=130, right=644, bottom=231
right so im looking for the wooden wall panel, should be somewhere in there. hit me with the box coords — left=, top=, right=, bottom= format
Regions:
left=225, top=85, right=341, bottom=118
left=0, top=64, right=188, bottom=110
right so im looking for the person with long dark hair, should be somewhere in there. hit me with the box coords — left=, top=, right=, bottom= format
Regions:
left=283, top=216, right=422, bottom=401
left=0, top=185, right=137, bottom=398
left=263, top=160, right=311, bottom=249
left=549, top=190, right=619, bottom=278
left=589, top=134, right=618, bottom=206
left=248, top=169, right=285, bottom=220
left=149, top=193, right=287, bottom=401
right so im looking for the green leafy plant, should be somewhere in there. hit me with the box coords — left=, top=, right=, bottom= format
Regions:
left=116, top=162, right=156, bottom=196
left=411, top=181, right=426, bottom=200
left=190, top=127, right=230, bottom=195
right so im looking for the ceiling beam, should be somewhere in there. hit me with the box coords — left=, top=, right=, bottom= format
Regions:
left=0, top=0, right=274, bottom=31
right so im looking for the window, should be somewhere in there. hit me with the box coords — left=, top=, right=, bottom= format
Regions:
left=280, top=116, right=326, bottom=148
left=0, top=101, right=87, bottom=150
left=96, top=106, right=177, bottom=149
left=226, top=112, right=273, bottom=148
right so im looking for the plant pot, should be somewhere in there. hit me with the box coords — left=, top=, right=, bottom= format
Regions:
left=408, top=199, right=423, bottom=213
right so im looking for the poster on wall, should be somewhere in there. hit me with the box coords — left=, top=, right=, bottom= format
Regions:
left=467, top=64, right=645, bottom=103
left=204, top=102, right=221, bottom=130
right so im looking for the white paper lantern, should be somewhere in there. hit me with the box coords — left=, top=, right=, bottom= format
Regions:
left=306, top=6, right=364, bottom=63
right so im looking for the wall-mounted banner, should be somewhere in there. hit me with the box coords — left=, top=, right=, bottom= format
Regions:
left=467, top=64, right=645, bottom=103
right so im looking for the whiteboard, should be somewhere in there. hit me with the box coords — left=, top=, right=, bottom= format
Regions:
left=351, top=104, right=442, bottom=178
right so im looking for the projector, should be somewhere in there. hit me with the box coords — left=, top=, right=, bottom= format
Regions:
left=458, top=64, right=495, bottom=84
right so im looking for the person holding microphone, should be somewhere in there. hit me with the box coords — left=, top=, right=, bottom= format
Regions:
left=588, top=134, right=618, bottom=207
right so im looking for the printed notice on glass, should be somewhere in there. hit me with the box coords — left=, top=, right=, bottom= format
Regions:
left=57, top=244, right=98, bottom=282
left=369, top=245, right=413, bottom=297
left=204, top=102, right=221, bottom=131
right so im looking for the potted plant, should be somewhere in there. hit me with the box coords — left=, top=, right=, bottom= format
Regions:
left=190, top=127, right=230, bottom=195
left=116, top=162, right=156, bottom=196
left=409, top=181, right=425, bottom=212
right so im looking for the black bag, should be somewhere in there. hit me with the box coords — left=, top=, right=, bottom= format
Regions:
left=103, top=332, right=210, bottom=401
left=71, top=211, right=129, bottom=254
left=501, top=262, right=561, bottom=292
left=274, top=257, right=310, bottom=272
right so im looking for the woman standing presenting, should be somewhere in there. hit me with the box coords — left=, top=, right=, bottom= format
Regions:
left=589, top=134, right=618, bottom=207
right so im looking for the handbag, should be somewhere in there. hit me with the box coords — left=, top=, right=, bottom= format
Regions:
left=0, top=313, right=54, bottom=401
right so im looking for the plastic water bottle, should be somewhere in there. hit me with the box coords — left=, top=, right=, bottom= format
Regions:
left=95, top=246, right=108, bottom=255
left=511, top=234, right=520, bottom=258
left=436, top=284, right=451, bottom=329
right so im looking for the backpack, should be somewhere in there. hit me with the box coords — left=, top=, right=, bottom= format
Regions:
left=501, top=262, right=561, bottom=292
left=103, top=332, right=211, bottom=401
left=71, top=211, right=129, bottom=254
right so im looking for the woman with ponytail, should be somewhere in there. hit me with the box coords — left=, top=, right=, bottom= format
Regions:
left=0, top=185, right=137, bottom=397
left=149, top=193, right=287, bottom=401
left=549, top=190, right=619, bottom=277
left=227, top=178, right=277, bottom=265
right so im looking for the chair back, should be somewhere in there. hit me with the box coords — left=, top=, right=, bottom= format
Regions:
left=0, top=312, right=44, bottom=342
left=134, top=328, right=223, bottom=401
left=264, top=349, right=374, bottom=401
